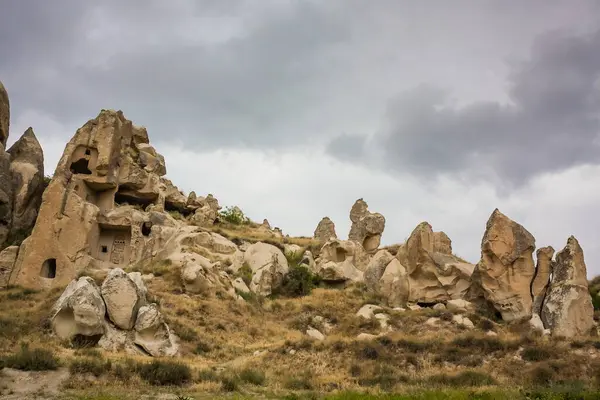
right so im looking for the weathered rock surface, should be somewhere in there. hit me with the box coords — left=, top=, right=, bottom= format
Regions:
left=433, top=232, right=452, bottom=254
left=541, top=237, right=594, bottom=338
left=0, top=245, right=18, bottom=287
left=101, top=268, right=146, bottom=330
left=468, top=209, right=536, bottom=322
left=348, top=199, right=385, bottom=252
left=315, top=239, right=369, bottom=282
left=531, top=246, right=555, bottom=315
left=314, top=217, right=337, bottom=242
left=50, top=277, right=106, bottom=341
left=364, top=250, right=395, bottom=291
left=0, top=143, right=12, bottom=248
left=394, top=222, right=474, bottom=304
left=244, top=242, right=289, bottom=296
left=7, top=128, right=45, bottom=244
left=379, top=258, right=409, bottom=307
left=134, top=303, right=179, bottom=357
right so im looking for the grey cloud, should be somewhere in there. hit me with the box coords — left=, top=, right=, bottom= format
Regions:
left=328, top=29, right=600, bottom=185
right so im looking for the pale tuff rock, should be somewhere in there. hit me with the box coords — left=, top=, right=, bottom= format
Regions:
left=0, top=141, right=12, bottom=248
left=8, top=110, right=194, bottom=289
left=189, top=194, right=220, bottom=227
left=531, top=246, right=555, bottom=315
left=50, top=277, right=106, bottom=341
left=426, top=317, right=440, bottom=327
left=452, top=315, right=474, bottom=329
left=134, top=303, right=179, bottom=357
left=262, top=219, right=271, bottom=230
left=101, top=268, right=146, bottom=330
left=356, top=333, right=378, bottom=341
left=395, top=222, right=474, bottom=304
left=98, top=322, right=139, bottom=354
left=300, top=250, right=316, bottom=272
left=433, top=231, right=452, bottom=254
left=0, top=80, right=8, bottom=147
left=541, top=236, right=594, bottom=338
left=314, top=217, right=337, bottom=242
left=306, top=326, right=325, bottom=341
left=379, top=258, right=409, bottom=307
left=348, top=199, right=385, bottom=252
left=7, top=128, right=45, bottom=245
left=180, top=258, right=231, bottom=295
left=232, top=277, right=250, bottom=294
left=528, top=314, right=546, bottom=335
left=0, top=246, right=18, bottom=287
left=433, top=303, right=446, bottom=311
left=244, top=242, right=289, bottom=296
left=356, top=304, right=383, bottom=319
left=364, top=250, right=395, bottom=291
left=468, top=209, right=536, bottom=322
left=446, top=299, right=474, bottom=314
left=283, top=244, right=303, bottom=259
left=316, top=239, right=369, bottom=282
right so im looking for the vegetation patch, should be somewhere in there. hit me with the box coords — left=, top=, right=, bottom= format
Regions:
left=2, top=343, right=60, bottom=371
left=137, top=360, right=192, bottom=386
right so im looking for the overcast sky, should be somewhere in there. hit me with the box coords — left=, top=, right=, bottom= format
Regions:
left=2, top=1, right=600, bottom=275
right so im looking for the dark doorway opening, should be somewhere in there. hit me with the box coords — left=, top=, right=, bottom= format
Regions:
left=69, top=158, right=92, bottom=175
left=40, top=258, right=57, bottom=279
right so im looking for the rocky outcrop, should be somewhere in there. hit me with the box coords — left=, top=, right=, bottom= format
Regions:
left=433, top=232, right=452, bottom=254
left=51, top=273, right=178, bottom=356
left=7, top=128, right=45, bottom=244
left=379, top=258, right=409, bottom=307
left=8, top=110, right=193, bottom=289
left=541, top=237, right=594, bottom=338
left=468, top=209, right=535, bottom=322
left=101, top=268, right=146, bottom=330
left=314, top=217, right=337, bottom=242
left=0, top=81, right=11, bottom=248
left=531, top=246, right=555, bottom=315
left=364, top=250, right=394, bottom=291
left=348, top=199, right=385, bottom=252
left=50, top=277, right=106, bottom=341
left=315, top=239, right=369, bottom=282
left=389, top=222, right=474, bottom=305
left=244, top=242, right=289, bottom=296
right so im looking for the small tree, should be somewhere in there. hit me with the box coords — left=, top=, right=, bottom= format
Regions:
left=219, top=206, right=250, bottom=225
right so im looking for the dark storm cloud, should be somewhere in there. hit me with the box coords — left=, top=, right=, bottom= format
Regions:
left=327, top=29, right=600, bottom=185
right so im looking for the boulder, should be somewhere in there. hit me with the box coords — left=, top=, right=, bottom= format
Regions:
left=7, top=128, right=45, bottom=245
left=356, top=304, right=382, bottom=319
left=232, top=277, right=250, bottom=294
left=433, top=303, right=446, bottom=311
left=283, top=244, right=303, bottom=259
left=531, top=246, right=555, bottom=315
left=348, top=199, right=385, bottom=252
left=98, top=322, right=138, bottom=354
left=101, top=268, right=146, bottom=330
left=314, top=217, right=337, bottom=242
left=0, top=245, right=18, bottom=287
left=446, top=299, right=474, bottom=314
left=452, top=314, right=474, bottom=329
left=468, top=209, right=536, bottom=322
left=181, top=259, right=230, bottom=295
left=134, top=304, right=179, bottom=357
left=244, top=242, right=289, bottom=296
left=306, top=326, right=325, bottom=341
left=364, top=250, right=394, bottom=291
left=541, top=237, right=594, bottom=338
left=50, top=277, right=106, bottom=341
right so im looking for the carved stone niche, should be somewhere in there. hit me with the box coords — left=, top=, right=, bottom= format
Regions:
left=91, top=224, right=132, bottom=267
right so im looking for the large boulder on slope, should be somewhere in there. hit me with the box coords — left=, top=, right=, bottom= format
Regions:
left=134, top=303, right=179, bottom=357
left=101, top=268, right=146, bottom=330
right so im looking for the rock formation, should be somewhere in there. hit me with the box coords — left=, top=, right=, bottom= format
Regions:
left=386, top=222, right=474, bottom=305
left=541, top=237, right=594, bottom=338
left=0, top=246, right=18, bottom=287
left=315, top=239, right=369, bottom=282
left=243, top=242, right=289, bottom=296
left=468, top=209, right=536, bottom=322
left=7, top=128, right=45, bottom=244
left=348, top=199, right=385, bottom=252
left=50, top=270, right=178, bottom=356
left=314, top=217, right=337, bottom=242
left=7, top=110, right=202, bottom=289
left=433, top=231, right=452, bottom=254
left=531, top=246, right=555, bottom=315
left=0, top=81, right=12, bottom=248
left=364, top=250, right=395, bottom=291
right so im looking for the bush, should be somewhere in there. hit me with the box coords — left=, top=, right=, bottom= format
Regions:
left=198, top=368, right=220, bottom=382
left=276, top=265, right=320, bottom=297
left=219, top=206, right=250, bottom=225
left=220, top=376, right=239, bottom=392
left=529, top=364, right=555, bottom=387
left=70, top=357, right=112, bottom=377
left=427, top=370, right=497, bottom=387
left=137, top=360, right=192, bottom=386
left=237, top=263, right=253, bottom=287
left=451, top=335, right=505, bottom=353
left=522, top=346, right=553, bottom=362
left=239, top=368, right=266, bottom=386
left=193, top=340, right=212, bottom=355
left=3, top=344, right=60, bottom=371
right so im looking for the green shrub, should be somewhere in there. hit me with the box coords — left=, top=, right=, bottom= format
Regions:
left=522, top=346, right=553, bottom=362
left=3, top=343, right=60, bottom=371
left=70, top=357, right=112, bottom=377
left=219, top=206, right=250, bottom=225
left=239, top=368, right=266, bottom=386
left=237, top=263, right=253, bottom=287
left=137, top=360, right=192, bottom=386
left=276, top=265, right=320, bottom=297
